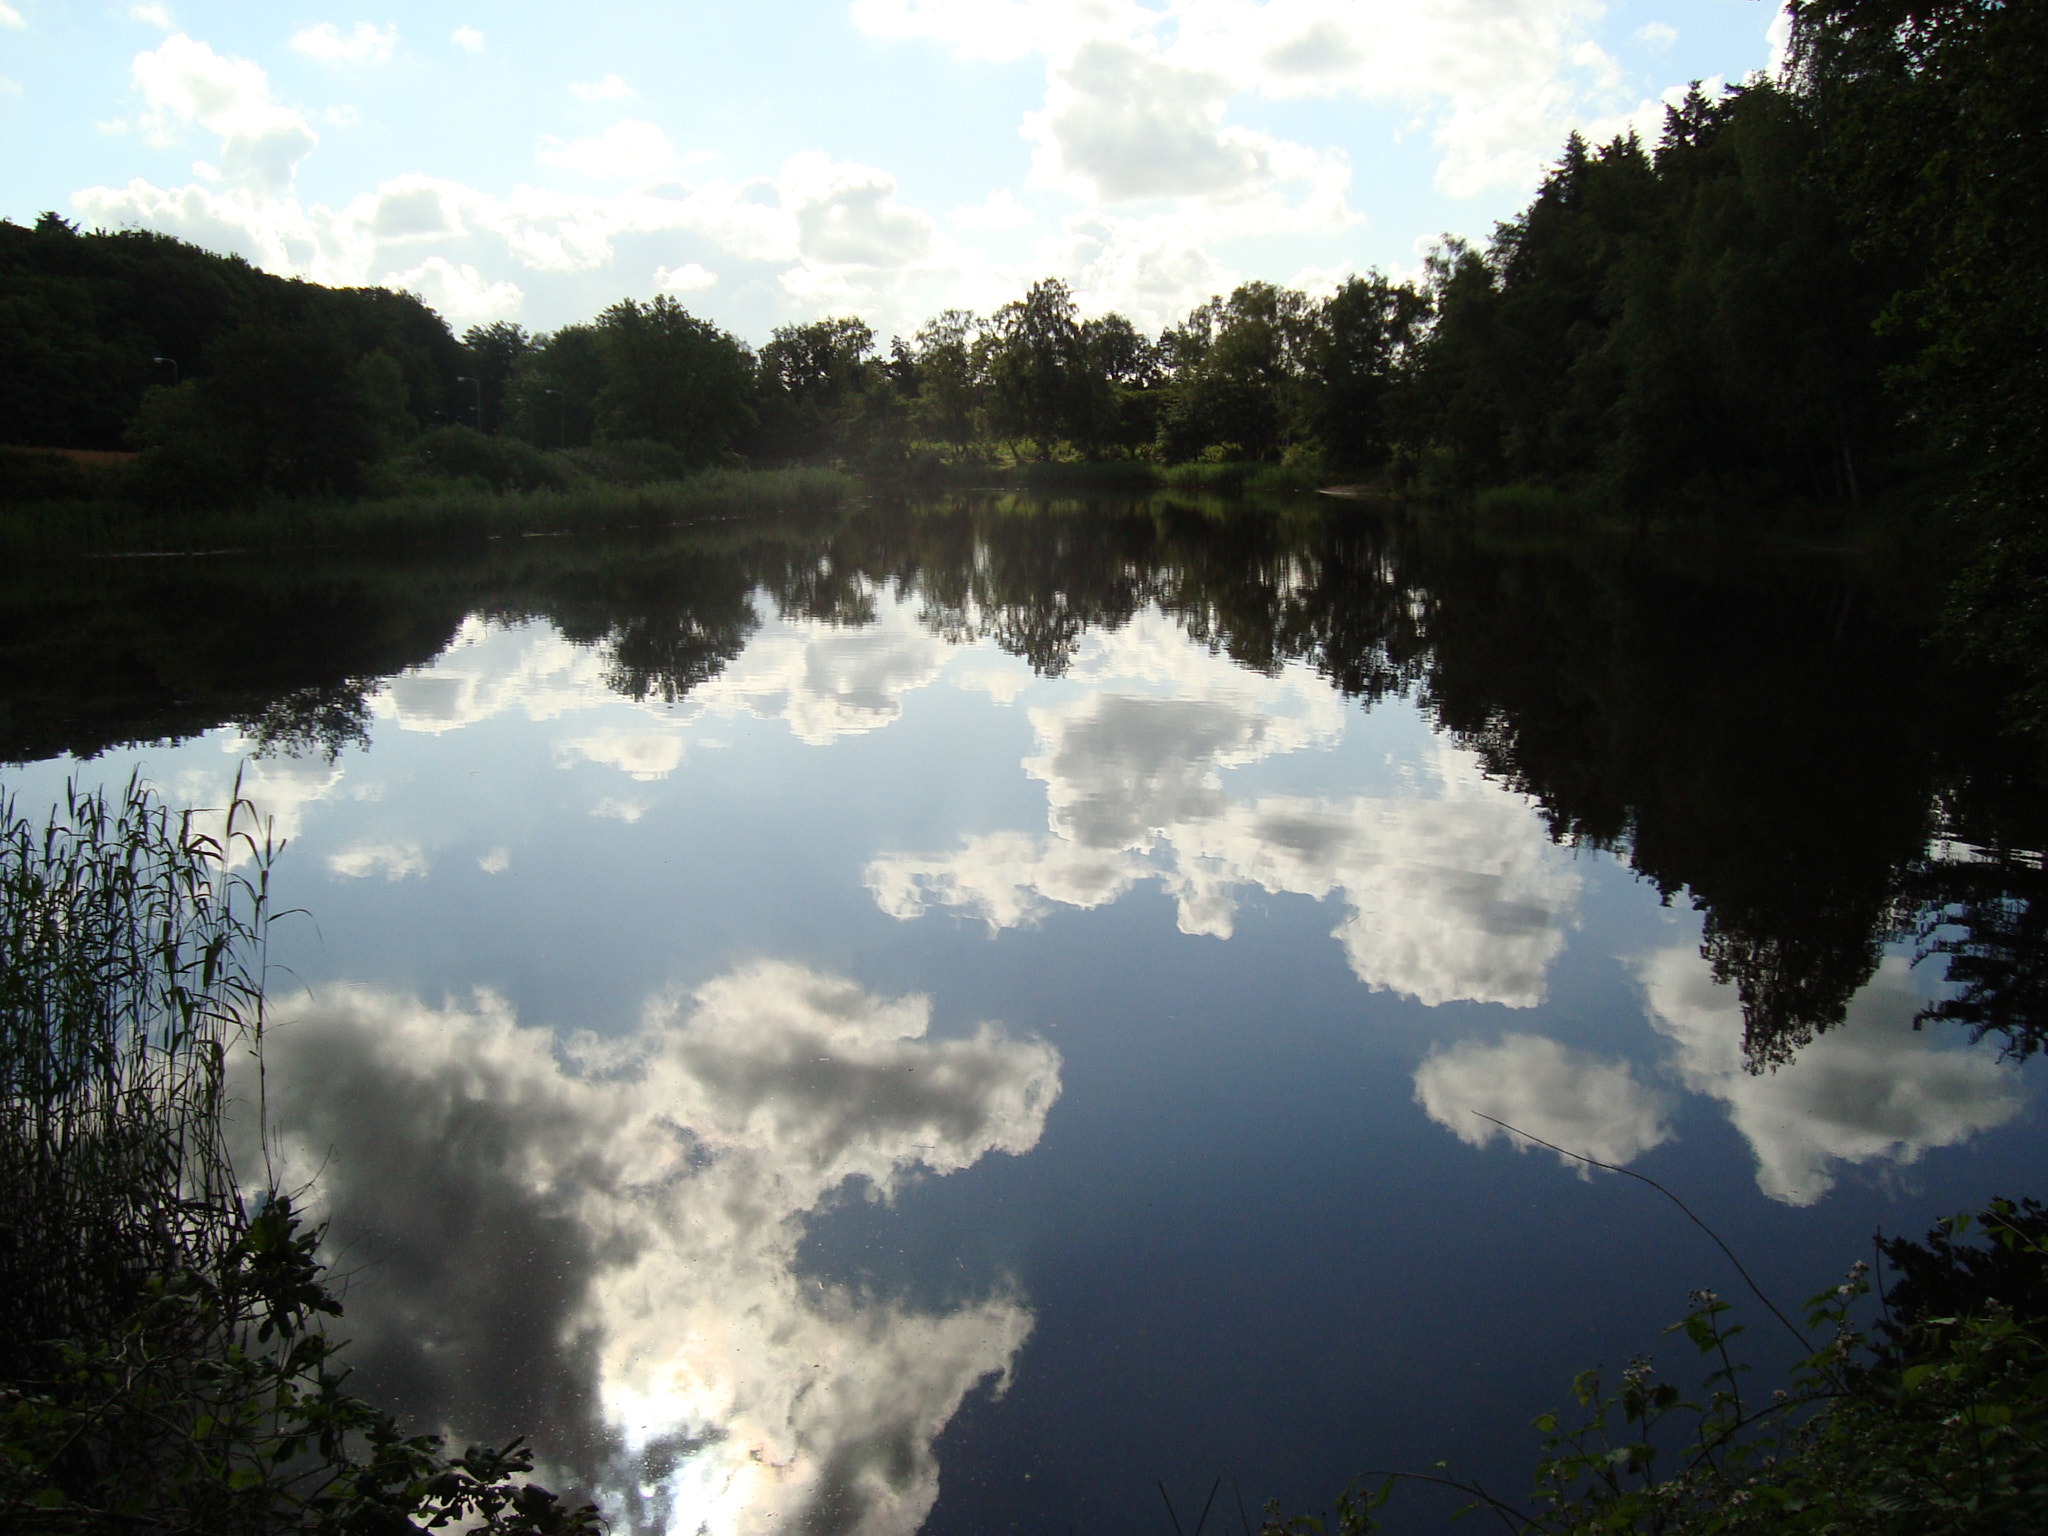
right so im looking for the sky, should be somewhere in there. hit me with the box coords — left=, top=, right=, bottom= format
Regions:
left=0, top=1, right=1792, bottom=344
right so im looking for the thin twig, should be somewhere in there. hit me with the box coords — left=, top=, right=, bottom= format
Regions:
left=1472, top=1112, right=1808, bottom=1352
left=1158, top=1481, right=1185, bottom=1536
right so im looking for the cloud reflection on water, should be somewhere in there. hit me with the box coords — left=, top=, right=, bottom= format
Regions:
left=868, top=624, right=1580, bottom=1007
left=244, top=963, right=1060, bottom=1536
left=1413, top=1034, right=1674, bottom=1171
left=1641, top=948, right=2024, bottom=1206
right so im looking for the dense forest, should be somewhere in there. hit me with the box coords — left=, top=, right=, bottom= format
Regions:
left=1, top=0, right=2041, bottom=709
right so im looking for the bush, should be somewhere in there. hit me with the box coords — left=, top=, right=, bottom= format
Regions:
left=0, top=448, right=101, bottom=504
left=404, top=425, right=568, bottom=493
left=560, top=438, right=697, bottom=486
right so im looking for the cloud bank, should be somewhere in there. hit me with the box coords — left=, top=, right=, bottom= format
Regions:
left=242, top=964, right=1062, bottom=1536
left=1641, top=947, right=2024, bottom=1206
left=868, top=615, right=1580, bottom=1008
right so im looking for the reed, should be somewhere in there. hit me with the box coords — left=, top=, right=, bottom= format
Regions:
left=0, top=770, right=272, bottom=1353
left=0, top=464, right=856, bottom=559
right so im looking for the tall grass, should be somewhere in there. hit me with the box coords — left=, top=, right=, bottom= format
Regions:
left=0, top=776, right=600, bottom=1534
left=0, top=771, right=273, bottom=1351
left=0, top=464, right=856, bottom=559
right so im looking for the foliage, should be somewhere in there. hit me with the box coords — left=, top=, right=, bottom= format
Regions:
left=1791, top=0, right=2048, bottom=729
left=1267, top=1200, right=2048, bottom=1535
left=0, top=778, right=602, bottom=1535
left=401, top=425, right=568, bottom=494
left=589, top=296, right=754, bottom=466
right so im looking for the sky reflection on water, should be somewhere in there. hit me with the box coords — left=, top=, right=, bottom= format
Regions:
left=5, top=507, right=2044, bottom=1535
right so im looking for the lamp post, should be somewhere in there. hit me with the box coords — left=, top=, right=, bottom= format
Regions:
left=542, top=387, right=565, bottom=451
left=454, top=375, right=483, bottom=432
left=152, top=356, right=179, bottom=385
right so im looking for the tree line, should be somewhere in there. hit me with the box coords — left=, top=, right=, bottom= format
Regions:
left=1, top=3, right=2037, bottom=675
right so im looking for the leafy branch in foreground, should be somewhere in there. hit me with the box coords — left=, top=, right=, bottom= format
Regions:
left=1262, top=1199, right=2048, bottom=1536
left=0, top=775, right=602, bottom=1535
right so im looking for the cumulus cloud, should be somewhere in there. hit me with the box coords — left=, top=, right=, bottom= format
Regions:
left=555, top=728, right=689, bottom=781
left=451, top=24, right=483, bottom=52
left=948, top=189, right=1033, bottom=232
left=1414, top=1034, right=1673, bottom=1172
left=675, top=594, right=952, bottom=745
left=1635, top=22, right=1677, bottom=50
left=129, top=4, right=174, bottom=28
left=867, top=617, right=1579, bottom=1007
left=130, top=33, right=317, bottom=194
left=571, top=74, right=637, bottom=103
left=1642, top=947, right=2026, bottom=1206
left=539, top=119, right=678, bottom=181
left=374, top=619, right=615, bottom=733
left=655, top=261, right=718, bottom=293
left=327, top=839, right=428, bottom=880
left=239, top=965, right=1061, bottom=1534
left=855, top=0, right=1672, bottom=200
left=290, top=21, right=398, bottom=66
left=381, top=255, right=524, bottom=321
left=1024, top=39, right=1308, bottom=203
left=0, top=3, right=22, bottom=28
left=591, top=796, right=651, bottom=823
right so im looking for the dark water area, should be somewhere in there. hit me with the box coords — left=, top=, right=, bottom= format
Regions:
left=3, top=493, right=2044, bottom=1535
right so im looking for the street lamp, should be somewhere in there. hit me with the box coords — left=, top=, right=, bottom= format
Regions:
left=454, top=375, right=483, bottom=432
left=152, top=356, right=179, bottom=384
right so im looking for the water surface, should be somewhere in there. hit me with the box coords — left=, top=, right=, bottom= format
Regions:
left=4, top=495, right=2043, bottom=1534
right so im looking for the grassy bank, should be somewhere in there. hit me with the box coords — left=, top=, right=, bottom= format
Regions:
left=895, top=452, right=1332, bottom=497
left=0, top=464, right=856, bottom=559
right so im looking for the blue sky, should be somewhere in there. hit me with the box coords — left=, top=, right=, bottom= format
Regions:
left=0, top=1, right=1789, bottom=343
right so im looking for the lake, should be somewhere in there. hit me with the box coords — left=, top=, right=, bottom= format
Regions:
left=3, top=492, right=2043, bottom=1535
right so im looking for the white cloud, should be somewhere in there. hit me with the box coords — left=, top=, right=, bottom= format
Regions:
left=129, top=33, right=317, bottom=195
left=948, top=189, right=1033, bottom=232
left=381, top=255, right=524, bottom=321
left=240, top=965, right=1061, bottom=1534
left=685, top=598, right=951, bottom=745
left=591, top=796, right=651, bottom=823
left=854, top=0, right=1673, bottom=200
left=1642, top=948, right=2026, bottom=1206
left=0, top=3, right=23, bottom=29
left=655, top=261, right=718, bottom=293
left=289, top=21, right=398, bottom=66
left=571, top=73, right=637, bottom=103
left=129, top=3, right=174, bottom=28
left=1635, top=22, right=1677, bottom=50
left=555, top=728, right=689, bottom=781
left=1414, top=1034, right=1674, bottom=1172
left=478, top=846, right=510, bottom=874
left=327, top=839, right=428, bottom=880
left=450, top=24, right=483, bottom=52
left=373, top=620, right=614, bottom=733
left=539, top=119, right=678, bottom=181
left=867, top=618, right=1580, bottom=1008
left=1024, top=38, right=1312, bottom=204
left=1766, top=3, right=1795, bottom=77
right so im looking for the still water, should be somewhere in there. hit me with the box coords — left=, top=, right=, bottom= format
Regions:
left=4, top=495, right=2044, bottom=1533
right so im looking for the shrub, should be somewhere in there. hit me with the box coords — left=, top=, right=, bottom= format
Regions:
left=404, top=425, right=568, bottom=493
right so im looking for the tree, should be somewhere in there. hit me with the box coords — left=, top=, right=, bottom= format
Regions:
left=1305, top=274, right=1431, bottom=472
left=460, top=321, right=532, bottom=436
left=1792, top=0, right=2048, bottom=727
left=752, top=315, right=876, bottom=462
left=1157, top=281, right=1314, bottom=462
left=906, top=309, right=982, bottom=450
left=590, top=295, right=754, bottom=465
left=506, top=325, right=606, bottom=449
left=980, top=278, right=1094, bottom=458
